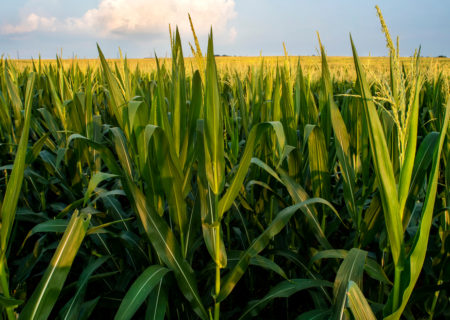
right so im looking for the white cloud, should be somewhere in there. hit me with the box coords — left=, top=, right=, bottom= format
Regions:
left=2, top=13, right=57, bottom=34
left=1, top=0, right=237, bottom=40
left=228, top=26, right=237, bottom=42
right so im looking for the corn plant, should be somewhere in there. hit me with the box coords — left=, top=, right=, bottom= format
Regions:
left=0, top=7, right=448, bottom=320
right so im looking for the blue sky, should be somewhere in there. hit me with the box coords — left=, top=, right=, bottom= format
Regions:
left=0, top=0, right=448, bottom=59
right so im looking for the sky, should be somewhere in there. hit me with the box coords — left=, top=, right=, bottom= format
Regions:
left=0, top=0, right=448, bottom=59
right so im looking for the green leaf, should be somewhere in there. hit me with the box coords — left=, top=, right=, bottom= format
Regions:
left=250, top=157, right=283, bottom=184
left=278, top=170, right=333, bottom=249
left=26, top=132, right=51, bottom=164
left=227, top=250, right=288, bottom=280
left=97, top=45, right=126, bottom=127
left=0, top=71, right=35, bottom=320
left=203, top=31, right=225, bottom=195
left=114, top=265, right=170, bottom=320
left=197, top=175, right=227, bottom=268
left=397, top=75, right=422, bottom=218
left=78, top=297, right=100, bottom=320
left=171, top=28, right=188, bottom=160
left=310, top=249, right=391, bottom=285
left=68, top=134, right=122, bottom=176
left=347, top=281, right=376, bottom=320
left=127, top=100, right=144, bottom=134
left=112, top=129, right=208, bottom=319
left=332, top=248, right=367, bottom=320
left=21, top=219, right=68, bottom=250
left=60, top=257, right=109, bottom=320
left=364, top=257, right=392, bottom=285
left=250, top=255, right=288, bottom=280
left=183, top=69, right=203, bottom=180
left=385, top=98, right=450, bottom=319
left=142, top=125, right=187, bottom=253
left=329, top=97, right=358, bottom=224
left=86, top=218, right=134, bottom=235
left=83, top=172, right=118, bottom=206
left=308, top=126, right=330, bottom=200
left=403, top=132, right=439, bottom=228
left=239, top=279, right=332, bottom=319
left=1, top=73, right=35, bottom=252
left=3, top=64, right=23, bottom=129
left=145, top=279, right=168, bottom=320
left=218, top=122, right=286, bottom=218
left=350, top=36, right=403, bottom=265
left=126, top=183, right=207, bottom=319
left=19, top=210, right=91, bottom=320
left=218, top=197, right=338, bottom=302
left=309, top=249, right=347, bottom=266
left=0, top=295, right=23, bottom=308
left=295, top=309, right=332, bottom=320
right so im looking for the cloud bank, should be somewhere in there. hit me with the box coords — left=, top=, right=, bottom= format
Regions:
left=1, top=0, right=237, bottom=40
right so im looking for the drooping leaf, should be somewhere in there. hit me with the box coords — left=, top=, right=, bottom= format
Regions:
left=21, top=219, right=68, bottom=250
left=239, top=279, right=332, bottom=319
left=332, top=248, right=367, bottom=320
left=0, top=295, right=23, bottom=308
left=112, top=128, right=208, bottom=319
left=218, top=121, right=286, bottom=218
left=114, top=265, right=170, bottom=320
left=145, top=279, right=168, bottom=320
left=83, top=172, right=118, bottom=206
left=347, top=281, right=376, bottom=320
left=19, top=210, right=91, bottom=320
left=60, top=256, right=109, bottom=320
left=218, top=197, right=338, bottom=302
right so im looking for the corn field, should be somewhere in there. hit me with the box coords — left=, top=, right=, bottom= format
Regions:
left=0, top=10, right=449, bottom=320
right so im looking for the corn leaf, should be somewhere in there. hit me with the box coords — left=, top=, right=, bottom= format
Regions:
left=331, top=248, right=367, bottom=320
left=112, top=128, right=208, bottom=320
left=0, top=295, right=23, bottom=308
left=239, top=279, right=332, bottom=319
left=350, top=36, right=403, bottom=265
left=145, top=279, right=168, bottom=320
left=218, top=197, right=338, bottom=302
left=60, top=256, right=109, bottom=320
left=384, top=99, right=449, bottom=319
left=203, top=30, right=225, bottom=196
left=347, top=281, right=376, bottom=320
left=19, top=210, right=90, bottom=320
left=1, top=73, right=35, bottom=251
left=295, top=309, right=332, bottom=320
left=218, top=121, right=286, bottom=218
left=114, top=265, right=170, bottom=320
left=278, top=170, right=333, bottom=249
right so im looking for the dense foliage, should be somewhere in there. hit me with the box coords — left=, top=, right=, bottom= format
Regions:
left=0, top=16, right=449, bottom=320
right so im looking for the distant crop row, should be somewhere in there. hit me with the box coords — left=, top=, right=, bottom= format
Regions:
left=8, top=55, right=450, bottom=83
left=0, top=7, right=449, bottom=320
